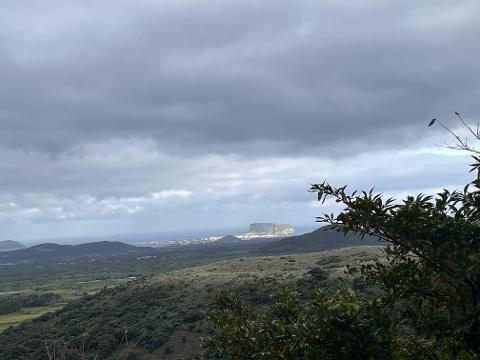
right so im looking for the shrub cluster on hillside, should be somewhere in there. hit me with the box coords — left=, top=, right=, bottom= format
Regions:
left=0, top=293, right=60, bottom=315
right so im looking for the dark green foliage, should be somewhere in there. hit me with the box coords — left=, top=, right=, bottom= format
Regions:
left=312, top=124, right=480, bottom=357
left=205, top=290, right=395, bottom=359
left=0, top=282, right=203, bottom=359
left=310, top=179, right=480, bottom=355
left=0, top=293, right=60, bottom=315
left=307, top=267, right=328, bottom=282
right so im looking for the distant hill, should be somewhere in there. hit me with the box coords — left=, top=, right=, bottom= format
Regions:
left=0, top=240, right=25, bottom=252
left=216, top=235, right=242, bottom=243
left=0, top=241, right=154, bottom=264
left=260, top=226, right=380, bottom=254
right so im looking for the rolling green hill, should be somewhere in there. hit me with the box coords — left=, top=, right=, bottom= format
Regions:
left=0, top=246, right=382, bottom=360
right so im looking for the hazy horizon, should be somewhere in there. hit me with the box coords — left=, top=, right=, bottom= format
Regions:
left=10, top=222, right=319, bottom=246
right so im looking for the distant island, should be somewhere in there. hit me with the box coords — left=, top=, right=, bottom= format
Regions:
left=153, top=223, right=295, bottom=247
left=0, top=240, right=25, bottom=252
left=246, top=223, right=294, bottom=237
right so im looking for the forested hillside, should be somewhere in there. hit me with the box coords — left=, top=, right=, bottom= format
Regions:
left=0, top=246, right=381, bottom=359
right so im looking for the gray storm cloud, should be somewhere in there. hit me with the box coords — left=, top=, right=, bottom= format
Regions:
left=0, top=0, right=479, bottom=154
left=0, top=0, right=477, bottom=238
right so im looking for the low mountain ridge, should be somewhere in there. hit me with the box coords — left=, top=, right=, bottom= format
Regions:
left=0, top=241, right=153, bottom=264
left=260, top=226, right=380, bottom=254
left=0, top=240, right=25, bottom=252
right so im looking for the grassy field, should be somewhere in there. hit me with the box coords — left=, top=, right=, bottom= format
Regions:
left=150, top=245, right=382, bottom=288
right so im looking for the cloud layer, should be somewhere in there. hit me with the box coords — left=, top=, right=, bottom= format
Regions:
left=0, top=0, right=478, bottom=239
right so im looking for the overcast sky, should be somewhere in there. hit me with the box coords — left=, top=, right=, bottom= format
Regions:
left=0, top=0, right=478, bottom=241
